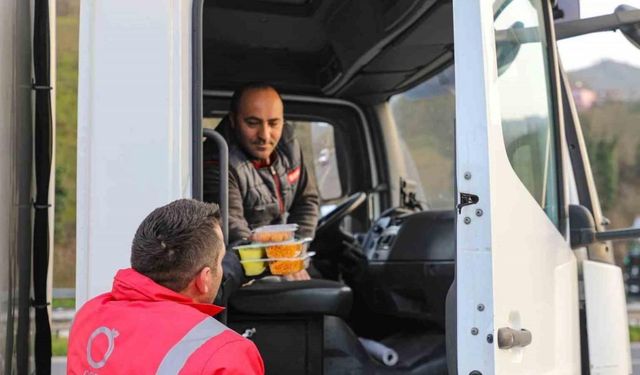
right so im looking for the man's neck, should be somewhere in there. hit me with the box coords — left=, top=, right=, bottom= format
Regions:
left=251, top=153, right=276, bottom=169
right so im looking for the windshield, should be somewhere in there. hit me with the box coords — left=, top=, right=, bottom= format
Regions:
left=389, top=65, right=456, bottom=210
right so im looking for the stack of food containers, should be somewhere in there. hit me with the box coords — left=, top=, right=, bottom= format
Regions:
left=233, top=224, right=314, bottom=276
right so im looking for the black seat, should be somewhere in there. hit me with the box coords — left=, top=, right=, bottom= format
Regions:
left=227, top=279, right=352, bottom=374
left=229, top=279, right=353, bottom=318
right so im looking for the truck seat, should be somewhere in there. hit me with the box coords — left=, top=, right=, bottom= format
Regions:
left=229, top=278, right=353, bottom=318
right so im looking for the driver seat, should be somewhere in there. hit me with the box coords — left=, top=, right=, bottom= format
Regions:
left=227, top=279, right=354, bottom=375
left=229, top=278, right=353, bottom=317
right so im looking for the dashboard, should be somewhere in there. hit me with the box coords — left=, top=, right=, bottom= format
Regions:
left=352, top=209, right=456, bottom=325
left=361, top=210, right=455, bottom=262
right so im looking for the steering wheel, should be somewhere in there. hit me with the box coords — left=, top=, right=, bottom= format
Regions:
left=315, top=192, right=367, bottom=238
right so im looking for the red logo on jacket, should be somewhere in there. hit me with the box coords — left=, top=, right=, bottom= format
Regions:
left=287, top=166, right=301, bottom=185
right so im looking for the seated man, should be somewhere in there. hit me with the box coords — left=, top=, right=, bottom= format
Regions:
left=204, top=82, right=319, bottom=282
left=67, top=199, right=264, bottom=374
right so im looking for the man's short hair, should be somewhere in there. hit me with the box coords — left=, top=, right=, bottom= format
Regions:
left=131, top=199, right=223, bottom=292
left=229, top=82, right=283, bottom=114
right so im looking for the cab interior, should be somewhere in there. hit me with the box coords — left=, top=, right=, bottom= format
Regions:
left=200, top=0, right=457, bottom=373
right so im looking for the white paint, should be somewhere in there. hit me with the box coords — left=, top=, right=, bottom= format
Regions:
left=453, top=0, right=498, bottom=372
left=454, top=0, right=580, bottom=373
left=583, top=260, right=632, bottom=374
left=76, top=0, right=194, bottom=306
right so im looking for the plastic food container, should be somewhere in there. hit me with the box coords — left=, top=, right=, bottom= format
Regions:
left=265, top=238, right=311, bottom=258
left=268, top=253, right=314, bottom=275
left=268, top=256, right=310, bottom=275
left=233, top=244, right=267, bottom=276
left=241, top=261, right=266, bottom=276
left=239, top=252, right=315, bottom=276
left=251, top=224, right=299, bottom=243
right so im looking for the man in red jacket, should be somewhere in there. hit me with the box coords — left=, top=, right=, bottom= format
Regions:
left=67, top=199, right=264, bottom=374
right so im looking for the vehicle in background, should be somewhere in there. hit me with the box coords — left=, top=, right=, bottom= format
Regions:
left=624, top=217, right=640, bottom=300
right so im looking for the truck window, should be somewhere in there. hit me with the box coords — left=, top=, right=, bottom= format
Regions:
left=494, top=0, right=560, bottom=227
left=389, top=65, right=455, bottom=210
left=290, top=121, right=343, bottom=203
left=203, top=117, right=222, bottom=129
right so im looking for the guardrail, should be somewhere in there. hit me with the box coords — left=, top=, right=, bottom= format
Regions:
left=52, top=288, right=75, bottom=299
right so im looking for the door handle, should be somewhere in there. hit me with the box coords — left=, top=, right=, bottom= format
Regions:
left=497, top=327, right=532, bottom=349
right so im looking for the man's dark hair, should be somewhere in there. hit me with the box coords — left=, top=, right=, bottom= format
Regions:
left=229, top=82, right=283, bottom=114
left=131, top=199, right=223, bottom=292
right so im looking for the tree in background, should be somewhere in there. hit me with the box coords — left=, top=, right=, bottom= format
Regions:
left=588, top=138, right=619, bottom=211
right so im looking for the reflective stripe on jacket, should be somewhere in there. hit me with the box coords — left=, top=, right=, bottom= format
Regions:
left=67, top=268, right=264, bottom=374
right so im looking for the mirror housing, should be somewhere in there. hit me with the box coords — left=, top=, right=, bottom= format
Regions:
left=569, top=204, right=596, bottom=249
left=570, top=204, right=640, bottom=249
left=618, top=5, right=640, bottom=49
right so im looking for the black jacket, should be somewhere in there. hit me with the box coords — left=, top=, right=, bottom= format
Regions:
left=203, top=117, right=319, bottom=243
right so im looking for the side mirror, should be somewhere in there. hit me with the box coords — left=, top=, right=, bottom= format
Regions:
left=555, top=4, right=640, bottom=44
left=570, top=204, right=640, bottom=249
left=618, top=5, right=640, bottom=49
left=500, top=4, right=640, bottom=46
left=569, top=204, right=596, bottom=248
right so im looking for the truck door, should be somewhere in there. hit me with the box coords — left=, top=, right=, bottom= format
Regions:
left=453, top=0, right=580, bottom=373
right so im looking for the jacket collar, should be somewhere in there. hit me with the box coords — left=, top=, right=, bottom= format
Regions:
left=251, top=152, right=277, bottom=169
left=110, top=268, right=224, bottom=317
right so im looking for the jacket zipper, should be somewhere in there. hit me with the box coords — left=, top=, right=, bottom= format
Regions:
left=270, top=166, right=285, bottom=214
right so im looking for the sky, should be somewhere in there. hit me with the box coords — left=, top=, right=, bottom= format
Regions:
left=557, top=0, right=640, bottom=71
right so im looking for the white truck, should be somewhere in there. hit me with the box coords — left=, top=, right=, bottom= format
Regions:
left=3, top=0, right=640, bottom=373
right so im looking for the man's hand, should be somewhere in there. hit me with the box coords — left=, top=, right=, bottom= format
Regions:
left=284, top=269, right=311, bottom=281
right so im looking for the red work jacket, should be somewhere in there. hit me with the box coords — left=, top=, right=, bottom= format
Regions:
left=67, top=268, right=264, bottom=374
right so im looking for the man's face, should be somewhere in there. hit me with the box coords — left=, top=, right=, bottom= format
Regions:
left=231, top=87, right=284, bottom=162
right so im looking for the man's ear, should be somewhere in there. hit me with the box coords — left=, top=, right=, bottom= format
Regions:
left=194, top=267, right=213, bottom=295
left=228, top=113, right=236, bottom=128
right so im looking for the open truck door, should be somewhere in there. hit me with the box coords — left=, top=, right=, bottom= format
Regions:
left=453, top=0, right=581, bottom=373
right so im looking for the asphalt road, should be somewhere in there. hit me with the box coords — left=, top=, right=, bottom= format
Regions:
left=633, top=343, right=640, bottom=375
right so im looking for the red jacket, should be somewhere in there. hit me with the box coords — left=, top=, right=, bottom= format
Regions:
left=67, top=268, right=264, bottom=374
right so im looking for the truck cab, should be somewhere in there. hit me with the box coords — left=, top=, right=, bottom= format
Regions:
left=74, top=0, right=640, bottom=373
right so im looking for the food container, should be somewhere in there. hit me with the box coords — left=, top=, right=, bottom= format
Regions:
left=251, top=224, right=299, bottom=243
left=269, top=259, right=305, bottom=275
left=265, top=238, right=312, bottom=258
left=233, top=243, right=267, bottom=276
left=240, top=252, right=315, bottom=276
left=268, top=256, right=310, bottom=275
left=241, top=261, right=266, bottom=276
